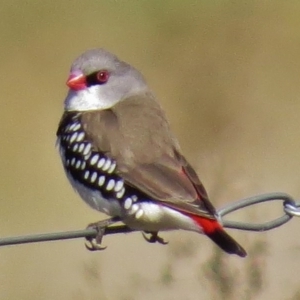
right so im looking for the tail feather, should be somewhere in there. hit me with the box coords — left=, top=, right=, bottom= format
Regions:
left=189, top=215, right=246, bottom=257
left=207, top=228, right=247, bottom=257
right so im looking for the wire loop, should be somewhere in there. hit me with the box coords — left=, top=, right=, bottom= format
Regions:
left=219, top=192, right=297, bottom=232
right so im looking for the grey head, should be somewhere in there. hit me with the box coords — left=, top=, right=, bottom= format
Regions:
left=64, top=49, right=148, bottom=112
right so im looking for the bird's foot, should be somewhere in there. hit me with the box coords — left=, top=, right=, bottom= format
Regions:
left=85, top=217, right=120, bottom=251
left=142, top=231, right=168, bottom=245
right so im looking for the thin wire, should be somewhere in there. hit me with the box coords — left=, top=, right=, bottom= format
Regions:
left=0, top=192, right=299, bottom=247
left=0, top=225, right=135, bottom=247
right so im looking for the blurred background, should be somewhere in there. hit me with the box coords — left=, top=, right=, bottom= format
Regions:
left=0, top=1, right=300, bottom=299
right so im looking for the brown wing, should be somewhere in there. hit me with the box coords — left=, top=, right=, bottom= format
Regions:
left=80, top=93, right=217, bottom=219
left=120, top=152, right=217, bottom=218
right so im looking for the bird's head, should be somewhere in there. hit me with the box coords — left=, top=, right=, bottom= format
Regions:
left=64, top=49, right=147, bottom=112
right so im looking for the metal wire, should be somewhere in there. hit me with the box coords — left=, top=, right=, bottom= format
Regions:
left=0, top=225, right=134, bottom=247
left=0, top=192, right=299, bottom=247
left=218, top=192, right=299, bottom=231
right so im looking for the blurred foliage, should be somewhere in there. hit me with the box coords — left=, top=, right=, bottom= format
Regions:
left=1, top=1, right=300, bottom=299
left=203, top=250, right=236, bottom=300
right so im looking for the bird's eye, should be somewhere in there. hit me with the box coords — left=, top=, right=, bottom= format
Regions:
left=86, top=70, right=110, bottom=87
left=96, top=70, right=109, bottom=83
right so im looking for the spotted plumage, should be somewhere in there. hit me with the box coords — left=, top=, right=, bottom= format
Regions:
left=59, top=113, right=112, bottom=190
left=57, top=48, right=247, bottom=257
left=57, top=111, right=149, bottom=219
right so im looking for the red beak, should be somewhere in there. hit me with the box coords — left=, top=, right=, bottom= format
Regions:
left=66, top=72, right=87, bottom=91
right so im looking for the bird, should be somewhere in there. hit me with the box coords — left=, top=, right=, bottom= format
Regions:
left=57, top=48, right=247, bottom=257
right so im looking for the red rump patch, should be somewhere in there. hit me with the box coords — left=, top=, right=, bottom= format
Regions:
left=189, top=214, right=222, bottom=234
left=179, top=166, right=221, bottom=234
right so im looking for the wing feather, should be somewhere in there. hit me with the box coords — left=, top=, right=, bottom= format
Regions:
left=80, top=94, right=217, bottom=220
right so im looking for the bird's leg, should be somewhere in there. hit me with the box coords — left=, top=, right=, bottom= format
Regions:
left=142, top=231, right=168, bottom=245
left=85, top=216, right=121, bottom=251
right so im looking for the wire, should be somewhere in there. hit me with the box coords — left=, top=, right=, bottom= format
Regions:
left=0, top=192, right=299, bottom=248
left=0, top=225, right=134, bottom=247
left=218, top=192, right=299, bottom=231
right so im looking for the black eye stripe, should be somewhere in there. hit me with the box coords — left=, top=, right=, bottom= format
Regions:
left=86, top=72, right=101, bottom=86
left=86, top=70, right=109, bottom=86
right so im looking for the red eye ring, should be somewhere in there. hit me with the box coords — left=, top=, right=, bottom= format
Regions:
left=96, top=70, right=109, bottom=83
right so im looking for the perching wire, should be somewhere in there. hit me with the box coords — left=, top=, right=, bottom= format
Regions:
left=0, top=192, right=299, bottom=247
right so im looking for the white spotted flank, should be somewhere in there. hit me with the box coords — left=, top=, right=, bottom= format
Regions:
left=70, top=132, right=78, bottom=143
left=114, top=180, right=123, bottom=192
left=90, top=172, right=98, bottom=183
left=102, top=159, right=111, bottom=171
left=97, top=158, right=106, bottom=169
left=83, top=143, right=92, bottom=156
left=98, top=175, right=105, bottom=186
left=90, top=154, right=99, bottom=165
left=116, top=187, right=125, bottom=199
left=84, top=170, right=90, bottom=180
left=76, top=132, right=85, bottom=142
left=106, top=179, right=115, bottom=191
left=124, top=197, right=132, bottom=209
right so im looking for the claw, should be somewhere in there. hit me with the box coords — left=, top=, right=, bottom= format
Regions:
left=142, top=231, right=168, bottom=245
left=85, top=224, right=107, bottom=251
left=85, top=239, right=107, bottom=251
left=85, top=217, right=120, bottom=251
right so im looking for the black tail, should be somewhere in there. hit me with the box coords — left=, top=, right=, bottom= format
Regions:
left=207, top=228, right=247, bottom=257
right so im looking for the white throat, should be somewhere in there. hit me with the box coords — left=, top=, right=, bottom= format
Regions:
left=64, top=81, right=148, bottom=112
left=64, top=86, right=120, bottom=112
